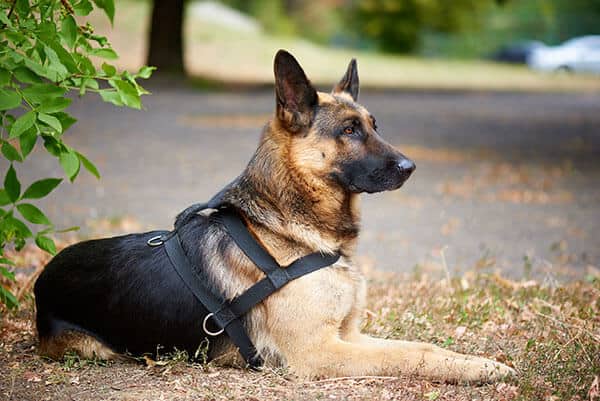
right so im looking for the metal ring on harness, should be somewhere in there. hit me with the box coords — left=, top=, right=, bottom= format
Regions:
left=202, top=313, right=225, bottom=336
left=147, top=235, right=164, bottom=247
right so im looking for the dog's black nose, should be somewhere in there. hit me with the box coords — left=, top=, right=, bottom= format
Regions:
left=397, top=158, right=416, bottom=176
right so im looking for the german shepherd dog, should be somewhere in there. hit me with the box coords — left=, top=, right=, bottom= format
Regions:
left=34, top=50, right=515, bottom=383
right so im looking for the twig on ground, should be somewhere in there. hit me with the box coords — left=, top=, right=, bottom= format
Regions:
left=307, top=375, right=398, bottom=384
left=16, top=263, right=46, bottom=301
left=440, top=245, right=453, bottom=293
left=533, top=310, right=600, bottom=343
left=552, top=330, right=582, bottom=361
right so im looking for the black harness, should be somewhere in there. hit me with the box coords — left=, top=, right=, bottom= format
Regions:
left=147, top=202, right=340, bottom=370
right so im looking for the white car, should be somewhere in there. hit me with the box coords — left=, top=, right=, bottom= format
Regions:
left=527, top=35, right=600, bottom=74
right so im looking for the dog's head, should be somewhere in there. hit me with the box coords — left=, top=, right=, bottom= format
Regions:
left=273, top=50, right=415, bottom=194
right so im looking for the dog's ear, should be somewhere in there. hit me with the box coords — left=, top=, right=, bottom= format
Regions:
left=333, top=59, right=359, bottom=101
left=274, top=50, right=318, bottom=132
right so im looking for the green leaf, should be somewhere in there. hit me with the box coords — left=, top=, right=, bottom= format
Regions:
left=22, top=178, right=62, bottom=199
left=92, top=0, right=115, bottom=24
left=6, top=215, right=32, bottom=238
left=61, top=15, right=77, bottom=49
left=9, top=111, right=36, bottom=138
left=73, top=0, right=93, bottom=16
left=0, top=266, right=15, bottom=280
left=89, top=48, right=118, bottom=60
left=43, top=40, right=78, bottom=73
left=0, top=68, right=10, bottom=86
left=112, top=80, right=141, bottom=109
left=12, top=66, right=43, bottom=84
left=37, top=97, right=71, bottom=113
left=77, top=152, right=100, bottom=179
left=0, top=9, right=11, bottom=27
left=102, top=62, right=116, bottom=77
left=78, top=78, right=99, bottom=96
left=86, top=79, right=99, bottom=90
left=73, top=53, right=95, bottom=75
left=54, top=112, right=77, bottom=131
left=17, top=203, right=51, bottom=225
left=0, top=285, right=19, bottom=309
left=15, top=0, right=32, bottom=19
left=137, top=66, right=156, bottom=79
left=22, top=84, right=67, bottom=102
left=35, top=235, right=57, bottom=255
left=0, top=89, right=22, bottom=111
left=38, top=113, right=63, bottom=133
left=59, top=150, right=80, bottom=181
left=42, top=135, right=63, bottom=157
left=1, top=141, right=22, bottom=162
left=4, top=165, right=20, bottom=202
left=41, top=45, right=69, bottom=81
left=0, top=258, right=15, bottom=267
left=19, top=128, right=37, bottom=157
left=0, top=189, right=10, bottom=206
left=24, top=59, right=52, bottom=81
left=99, top=89, right=123, bottom=106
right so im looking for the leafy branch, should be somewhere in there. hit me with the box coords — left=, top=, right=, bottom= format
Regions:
left=0, top=0, right=154, bottom=310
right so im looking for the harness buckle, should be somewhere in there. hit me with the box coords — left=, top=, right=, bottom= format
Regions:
left=202, top=313, right=225, bottom=336
left=147, top=235, right=164, bottom=247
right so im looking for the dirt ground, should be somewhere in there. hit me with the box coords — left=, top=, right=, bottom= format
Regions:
left=12, top=87, right=600, bottom=279
left=1, top=245, right=598, bottom=401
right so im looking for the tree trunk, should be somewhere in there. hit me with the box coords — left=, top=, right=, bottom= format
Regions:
left=147, top=0, right=185, bottom=75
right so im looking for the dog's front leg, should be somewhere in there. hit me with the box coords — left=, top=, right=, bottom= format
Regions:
left=286, top=331, right=514, bottom=383
left=331, top=276, right=515, bottom=383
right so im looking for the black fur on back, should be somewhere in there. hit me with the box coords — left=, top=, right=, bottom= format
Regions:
left=34, top=213, right=233, bottom=359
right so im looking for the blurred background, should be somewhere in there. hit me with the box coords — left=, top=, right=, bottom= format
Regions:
left=23, top=0, right=600, bottom=279
left=87, top=0, right=600, bottom=89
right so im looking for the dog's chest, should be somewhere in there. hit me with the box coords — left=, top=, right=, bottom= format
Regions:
left=267, top=258, right=361, bottom=327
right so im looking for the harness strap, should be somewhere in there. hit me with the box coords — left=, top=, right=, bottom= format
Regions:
left=214, top=250, right=340, bottom=328
left=159, top=205, right=340, bottom=370
left=218, top=210, right=281, bottom=275
left=163, top=232, right=263, bottom=369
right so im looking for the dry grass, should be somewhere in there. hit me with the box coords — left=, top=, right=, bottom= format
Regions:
left=84, top=1, right=600, bottom=92
left=1, top=229, right=599, bottom=400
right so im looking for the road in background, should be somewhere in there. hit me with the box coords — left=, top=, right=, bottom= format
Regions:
left=13, top=88, right=600, bottom=278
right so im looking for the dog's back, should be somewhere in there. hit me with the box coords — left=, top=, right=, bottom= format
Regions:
left=34, top=214, right=223, bottom=359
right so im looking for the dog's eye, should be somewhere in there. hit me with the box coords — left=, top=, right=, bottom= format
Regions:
left=371, top=117, right=378, bottom=131
left=343, top=126, right=354, bottom=135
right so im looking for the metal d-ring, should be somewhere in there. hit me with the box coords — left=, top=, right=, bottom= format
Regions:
left=202, top=313, right=225, bottom=336
left=147, top=235, right=164, bottom=247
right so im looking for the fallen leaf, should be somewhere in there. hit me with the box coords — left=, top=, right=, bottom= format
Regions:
left=23, top=371, right=41, bottom=382
left=589, top=376, right=600, bottom=401
left=454, top=326, right=467, bottom=339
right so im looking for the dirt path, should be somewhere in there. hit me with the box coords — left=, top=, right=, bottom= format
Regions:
left=12, top=87, right=600, bottom=278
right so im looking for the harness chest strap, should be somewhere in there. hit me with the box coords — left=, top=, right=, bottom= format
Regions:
left=154, top=207, right=340, bottom=369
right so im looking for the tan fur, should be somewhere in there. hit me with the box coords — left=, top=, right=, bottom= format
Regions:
left=39, top=331, right=116, bottom=360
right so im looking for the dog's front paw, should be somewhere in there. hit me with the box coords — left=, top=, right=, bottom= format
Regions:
left=467, top=357, right=517, bottom=383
